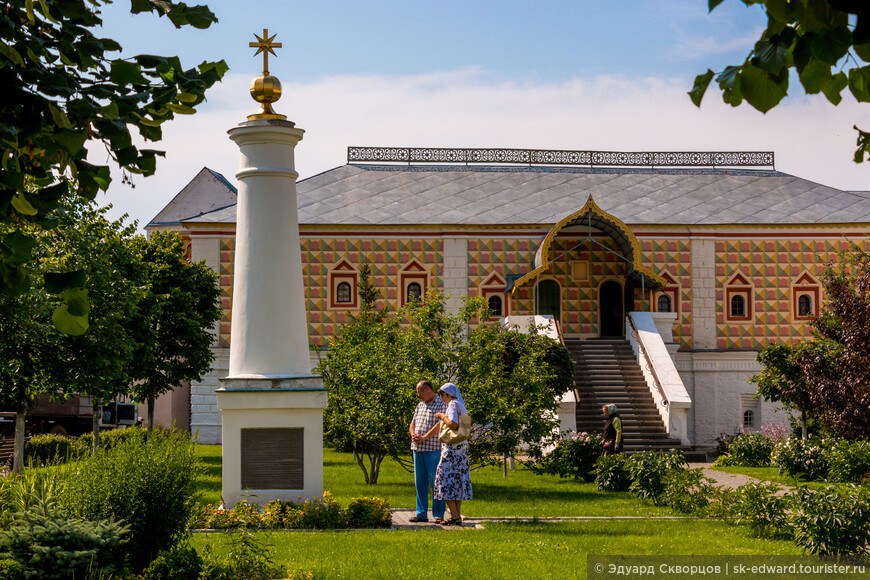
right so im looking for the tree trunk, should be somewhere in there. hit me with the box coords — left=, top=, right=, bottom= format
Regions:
left=92, top=401, right=101, bottom=454
left=147, top=387, right=155, bottom=441
left=13, top=401, right=26, bottom=474
left=801, top=411, right=807, bottom=440
left=503, top=452, right=508, bottom=478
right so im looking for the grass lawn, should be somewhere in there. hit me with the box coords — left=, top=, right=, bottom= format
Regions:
left=195, top=445, right=674, bottom=517
left=191, top=520, right=802, bottom=579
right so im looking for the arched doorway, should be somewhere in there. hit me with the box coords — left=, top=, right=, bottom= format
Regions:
left=536, top=279, right=561, bottom=322
left=599, top=280, right=623, bottom=337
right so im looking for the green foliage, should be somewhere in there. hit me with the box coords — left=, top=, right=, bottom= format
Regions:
left=319, top=265, right=574, bottom=482
left=526, top=432, right=602, bottom=482
left=627, top=450, right=687, bottom=506
left=703, top=486, right=740, bottom=522
left=661, top=467, right=714, bottom=515
left=732, top=481, right=791, bottom=539
left=827, top=439, right=870, bottom=483
left=346, top=497, right=392, bottom=529
left=24, top=433, right=87, bottom=465
left=0, top=0, right=226, bottom=312
left=692, top=0, right=870, bottom=162
left=61, top=427, right=200, bottom=571
left=0, top=558, right=25, bottom=580
left=773, top=436, right=830, bottom=481
left=143, top=543, right=203, bottom=580
left=722, top=432, right=774, bottom=467
left=791, top=484, right=870, bottom=555
left=201, top=530, right=285, bottom=580
left=0, top=474, right=129, bottom=579
left=594, top=453, right=632, bottom=492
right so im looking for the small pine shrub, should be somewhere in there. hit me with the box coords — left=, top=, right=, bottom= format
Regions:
left=791, top=484, right=870, bottom=555
left=662, top=467, right=714, bottom=514
left=827, top=439, right=870, bottom=483
left=594, top=453, right=631, bottom=492
left=24, top=433, right=87, bottom=466
left=732, top=481, right=790, bottom=539
left=773, top=436, right=830, bottom=481
left=346, top=497, right=391, bottom=528
left=725, top=432, right=773, bottom=467
left=528, top=432, right=603, bottom=482
left=144, top=543, right=203, bottom=580
left=0, top=558, right=25, bottom=580
left=627, top=450, right=686, bottom=506
left=61, top=427, right=200, bottom=571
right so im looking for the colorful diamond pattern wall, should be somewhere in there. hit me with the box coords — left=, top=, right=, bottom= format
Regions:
left=218, top=238, right=234, bottom=348
left=640, top=238, right=693, bottom=348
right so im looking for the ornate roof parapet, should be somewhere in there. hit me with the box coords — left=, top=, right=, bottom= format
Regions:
left=347, top=147, right=775, bottom=169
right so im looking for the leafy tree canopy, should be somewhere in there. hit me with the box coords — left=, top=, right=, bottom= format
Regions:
left=0, top=0, right=227, bottom=330
left=690, top=0, right=870, bottom=162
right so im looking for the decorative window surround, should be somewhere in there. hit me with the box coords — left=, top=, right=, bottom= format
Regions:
left=328, top=260, right=358, bottom=310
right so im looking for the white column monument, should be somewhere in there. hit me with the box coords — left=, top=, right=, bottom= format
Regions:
left=217, top=30, right=326, bottom=507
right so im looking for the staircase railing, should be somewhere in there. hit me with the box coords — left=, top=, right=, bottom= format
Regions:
left=625, top=312, right=692, bottom=446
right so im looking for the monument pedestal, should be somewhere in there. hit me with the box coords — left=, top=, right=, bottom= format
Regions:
left=218, top=376, right=326, bottom=505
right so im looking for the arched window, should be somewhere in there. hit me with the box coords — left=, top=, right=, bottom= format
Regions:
left=407, top=282, right=422, bottom=302
left=657, top=294, right=672, bottom=313
left=336, top=282, right=352, bottom=304
left=743, top=410, right=754, bottom=428
left=730, top=295, right=746, bottom=318
left=798, top=294, right=812, bottom=316
left=488, top=295, right=503, bottom=317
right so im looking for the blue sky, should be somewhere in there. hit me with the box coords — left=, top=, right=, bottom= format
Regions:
left=96, top=1, right=867, bottom=227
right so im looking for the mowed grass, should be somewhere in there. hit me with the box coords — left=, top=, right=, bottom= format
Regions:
left=195, top=445, right=673, bottom=517
left=191, top=520, right=802, bottom=580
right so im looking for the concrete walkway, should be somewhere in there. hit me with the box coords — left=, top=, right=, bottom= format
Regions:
left=690, top=462, right=792, bottom=494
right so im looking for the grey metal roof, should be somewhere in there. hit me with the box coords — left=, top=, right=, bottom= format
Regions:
left=180, top=164, right=870, bottom=227
left=148, top=167, right=237, bottom=228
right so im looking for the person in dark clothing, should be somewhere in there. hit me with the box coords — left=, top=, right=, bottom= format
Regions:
left=602, top=403, right=623, bottom=454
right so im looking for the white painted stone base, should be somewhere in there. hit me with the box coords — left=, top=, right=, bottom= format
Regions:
left=217, top=376, right=327, bottom=507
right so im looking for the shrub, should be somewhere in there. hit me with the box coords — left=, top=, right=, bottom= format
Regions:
left=627, top=450, right=686, bottom=506
left=662, top=467, right=714, bottom=514
left=346, top=497, right=392, bottom=528
left=732, top=481, right=790, bottom=539
left=725, top=432, right=773, bottom=467
left=773, top=436, right=830, bottom=481
left=24, top=433, right=87, bottom=466
left=144, top=543, right=203, bottom=580
left=594, top=453, right=631, bottom=492
left=0, top=558, right=25, bottom=580
left=791, top=484, right=870, bottom=555
left=703, top=486, right=740, bottom=522
left=201, top=530, right=285, bottom=580
left=527, top=432, right=603, bottom=482
left=61, top=427, right=200, bottom=571
left=827, top=439, right=870, bottom=483
left=0, top=483, right=129, bottom=580
left=298, top=492, right=346, bottom=529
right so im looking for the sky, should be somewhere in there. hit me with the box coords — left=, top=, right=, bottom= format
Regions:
left=95, top=0, right=870, bottom=228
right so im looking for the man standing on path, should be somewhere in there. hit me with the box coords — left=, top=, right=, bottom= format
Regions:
left=409, top=380, right=447, bottom=523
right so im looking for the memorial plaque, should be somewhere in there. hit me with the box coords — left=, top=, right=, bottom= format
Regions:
left=240, top=428, right=304, bottom=489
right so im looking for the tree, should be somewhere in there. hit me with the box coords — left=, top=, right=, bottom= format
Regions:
left=690, top=0, right=870, bottom=162
left=126, top=231, right=221, bottom=437
left=751, top=341, right=821, bottom=438
left=318, top=264, right=575, bottom=484
left=0, top=0, right=227, bottom=331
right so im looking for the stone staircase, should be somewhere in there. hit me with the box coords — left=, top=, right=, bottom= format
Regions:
left=565, top=338, right=686, bottom=453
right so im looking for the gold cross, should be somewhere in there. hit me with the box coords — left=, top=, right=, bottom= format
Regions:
left=249, top=29, right=282, bottom=76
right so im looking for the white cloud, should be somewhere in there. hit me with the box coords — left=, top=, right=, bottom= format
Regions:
left=101, top=69, right=870, bottom=229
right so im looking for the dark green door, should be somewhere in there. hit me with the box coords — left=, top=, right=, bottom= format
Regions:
left=536, top=280, right=561, bottom=321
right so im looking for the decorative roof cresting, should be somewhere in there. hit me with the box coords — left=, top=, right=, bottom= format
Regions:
left=347, top=147, right=775, bottom=169
left=247, top=29, right=285, bottom=121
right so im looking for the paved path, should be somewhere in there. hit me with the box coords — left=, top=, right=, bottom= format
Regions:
left=690, top=462, right=792, bottom=494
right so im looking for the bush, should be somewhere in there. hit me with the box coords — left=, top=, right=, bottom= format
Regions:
left=725, top=432, right=774, bottom=467
left=527, top=432, right=603, bottom=482
left=732, top=482, right=790, bottom=539
left=61, top=427, right=200, bottom=571
left=0, top=558, right=25, bottom=580
left=201, top=530, right=285, bottom=580
left=627, top=450, right=686, bottom=506
left=773, top=436, right=830, bottom=481
left=594, top=453, right=631, bottom=492
left=791, top=484, right=870, bottom=555
left=346, top=497, right=392, bottom=528
left=827, top=439, right=870, bottom=483
left=662, top=467, right=714, bottom=514
left=24, top=433, right=87, bottom=466
left=703, top=486, right=740, bottom=522
left=144, top=543, right=203, bottom=580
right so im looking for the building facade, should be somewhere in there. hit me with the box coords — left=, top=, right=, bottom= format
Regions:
left=147, top=147, right=870, bottom=447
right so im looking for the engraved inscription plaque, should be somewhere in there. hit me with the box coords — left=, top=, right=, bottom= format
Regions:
left=241, top=428, right=304, bottom=489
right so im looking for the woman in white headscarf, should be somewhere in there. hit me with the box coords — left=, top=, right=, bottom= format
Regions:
left=433, top=382, right=472, bottom=525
